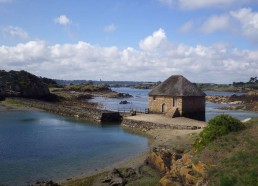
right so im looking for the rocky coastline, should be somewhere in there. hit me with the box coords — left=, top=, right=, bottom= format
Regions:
left=206, top=93, right=258, bottom=113
left=5, top=97, right=121, bottom=123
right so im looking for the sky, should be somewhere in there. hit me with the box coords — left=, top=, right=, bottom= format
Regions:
left=0, top=0, right=258, bottom=83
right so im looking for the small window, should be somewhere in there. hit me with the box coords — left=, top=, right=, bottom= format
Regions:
left=173, top=97, right=177, bottom=107
left=153, top=96, right=156, bottom=100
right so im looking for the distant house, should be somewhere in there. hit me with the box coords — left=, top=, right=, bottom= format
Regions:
left=148, top=75, right=206, bottom=121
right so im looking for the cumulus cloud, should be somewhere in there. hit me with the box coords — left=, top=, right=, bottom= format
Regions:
left=230, top=8, right=258, bottom=42
left=104, top=24, right=117, bottom=33
left=54, top=15, right=71, bottom=26
left=196, top=8, right=258, bottom=43
left=2, top=26, right=29, bottom=39
left=200, top=15, right=231, bottom=34
left=1, top=34, right=257, bottom=83
left=139, top=28, right=167, bottom=51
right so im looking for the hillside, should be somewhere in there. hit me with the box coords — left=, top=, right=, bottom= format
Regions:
left=0, top=70, right=50, bottom=99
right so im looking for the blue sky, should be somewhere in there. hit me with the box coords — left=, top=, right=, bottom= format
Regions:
left=0, top=0, right=258, bottom=83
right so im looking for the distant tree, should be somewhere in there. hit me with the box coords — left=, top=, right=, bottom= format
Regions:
left=249, top=77, right=258, bottom=83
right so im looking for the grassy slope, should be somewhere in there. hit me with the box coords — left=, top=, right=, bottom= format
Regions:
left=61, top=118, right=258, bottom=186
left=196, top=118, right=258, bottom=186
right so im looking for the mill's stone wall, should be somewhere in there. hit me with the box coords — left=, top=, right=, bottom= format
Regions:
left=148, top=96, right=182, bottom=117
left=148, top=96, right=205, bottom=121
left=182, top=96, right=206, bottom=121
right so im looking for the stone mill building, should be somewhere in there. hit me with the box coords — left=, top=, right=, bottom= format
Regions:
left=148, top=75, right=206, bottom=121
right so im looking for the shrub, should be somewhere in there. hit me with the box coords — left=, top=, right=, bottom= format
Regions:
left=194, top=114, right=245, bottom=151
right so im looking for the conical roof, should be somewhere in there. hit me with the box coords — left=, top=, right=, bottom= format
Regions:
left=149, top=75, right=206, bottom=96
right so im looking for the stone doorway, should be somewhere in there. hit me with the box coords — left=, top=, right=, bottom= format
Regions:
left=162, top=103, right=167, bottom=113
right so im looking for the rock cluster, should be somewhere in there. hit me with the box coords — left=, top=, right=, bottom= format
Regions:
left=108, top=92, right=133, bottom=98
left=206, top=95, right=229, bottom=104
left=28, top=180, right=60, bottom=186
left=146, top=148, right=208, bottom=186
left=119, top=100, right=129, bottom=104
left=101, top=168, right=137, bottom=186
left=0, top=70, right=50, bottom=98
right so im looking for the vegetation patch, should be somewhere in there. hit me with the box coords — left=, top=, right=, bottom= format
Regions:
left=194, top=114, right=245, bottom=151
left=195, top=118, right=258, bottom=186
left=61, top=172, right=108, bottom=186
left=64, top=83, right=110, bottom=92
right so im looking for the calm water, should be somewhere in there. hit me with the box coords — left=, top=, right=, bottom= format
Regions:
left=1, top=88, right=257, bottom=185
left=91, top=88, right=258, bottom=121
left=0, top=111, right=148, bottom=185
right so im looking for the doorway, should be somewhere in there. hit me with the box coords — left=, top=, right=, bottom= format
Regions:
left=162, top=104, right=167, bottom=113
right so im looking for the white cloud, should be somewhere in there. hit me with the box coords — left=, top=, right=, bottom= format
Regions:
left=200, top=15, right=231, bottom=34
left=230, top=8, right=258, bottom=42
left=1, top=29, right=258, bottom=83
left=179, top=21, right=194, bottom=33
left=104, top=24, right=117, bottom=33
left=139, top=28, right=167, bottom=51
left=158, top=0, right=173, bottom=8
left=196, top=8, right=258, bottom=43
left=179, top=0, right=255, bottom=10
left=54, top=15, right=70, bottom=26
left=2, top=26, right=29, bottom=39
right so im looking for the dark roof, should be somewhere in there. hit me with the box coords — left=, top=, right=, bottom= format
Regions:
left=149, top=75, right=206, bottom=96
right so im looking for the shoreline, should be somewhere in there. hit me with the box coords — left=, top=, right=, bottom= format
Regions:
left=0, top=100, right=203, bottom=185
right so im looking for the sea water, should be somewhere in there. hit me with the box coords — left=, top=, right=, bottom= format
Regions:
left=0, top=110, right=148, bottom=185
left=90, top=88, right=258, bottom=121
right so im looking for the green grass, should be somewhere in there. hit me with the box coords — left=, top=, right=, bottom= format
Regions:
left=127, top=165, right=160, bottom=186
left=3, top=99, right=24, bottom=107
left=61, top=172, right=108, bottom=186
left=61, top=165, right=160, bottom=186
left=201, top=118, right=258, bottom=186
left=126, top=176, right=160, bottom=186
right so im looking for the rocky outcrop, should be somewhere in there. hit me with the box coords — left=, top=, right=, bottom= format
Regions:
left=108, top=93, right=133, bottom=98
left=0, top=83, right=5, bottom=101
left=0, top=70, right=50, bottom=98
left=206, top=95, right=229, bottom=104
left=146, top=148, right=208, bottom=186
left=10, top=98, right=121, bottom=123
left=29, top=180, right=60, bottom=186
left=101, top=168, right=138, bottom=186
left=119, top=100, right=129, bottom=104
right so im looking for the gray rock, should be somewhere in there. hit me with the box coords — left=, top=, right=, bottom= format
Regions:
left=109, top=177, right=127, bottom=186
left=123, top=168, right=137, bottom=179
left=119, top=100, right=129, bottom=104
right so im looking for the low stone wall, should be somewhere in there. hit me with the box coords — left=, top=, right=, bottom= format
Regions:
left=10, top=98, right=121, bottom=123
left=122, top=118, right=201, bottom=132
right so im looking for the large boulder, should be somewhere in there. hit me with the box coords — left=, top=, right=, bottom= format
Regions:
left=0, top=70, right=50, bottom=98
